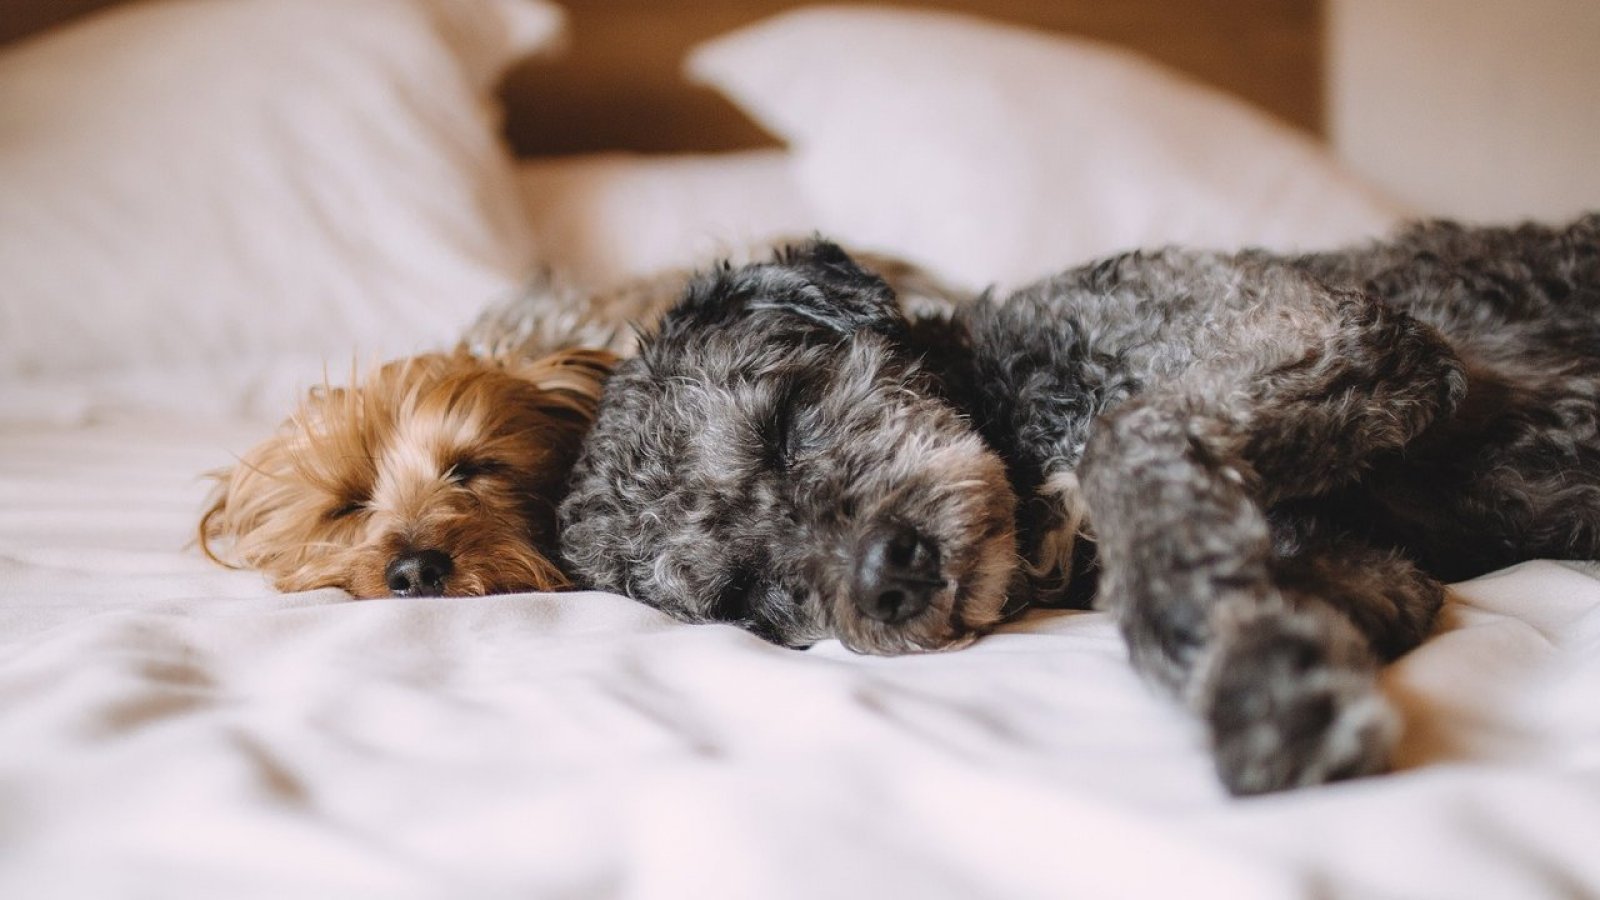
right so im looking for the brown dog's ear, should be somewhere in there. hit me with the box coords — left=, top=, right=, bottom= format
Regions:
left=194, top=364, right=369, bottom=582
left=502, top=347, right=619, bottom=419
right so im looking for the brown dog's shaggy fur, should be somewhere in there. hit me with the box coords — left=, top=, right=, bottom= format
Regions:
left=200, top=347, right=614, bottom=597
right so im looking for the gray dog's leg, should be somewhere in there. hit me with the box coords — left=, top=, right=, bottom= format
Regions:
left=1076, top=280, right=1464, bottom=794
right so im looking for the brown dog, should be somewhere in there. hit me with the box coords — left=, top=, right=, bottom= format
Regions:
left=200, top=347, right=613, bottom=597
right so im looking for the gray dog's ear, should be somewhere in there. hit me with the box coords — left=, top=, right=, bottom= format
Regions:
left=772, top=237, right=871, bottom=277
left=652, top=238, right=906, bottom=351
left=762, top=238, right=902, bottom=337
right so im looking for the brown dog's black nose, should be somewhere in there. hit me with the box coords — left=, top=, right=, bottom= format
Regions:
left=385, top=549, right=452, bottom=597
left=852, top=524, right=942, bottom=623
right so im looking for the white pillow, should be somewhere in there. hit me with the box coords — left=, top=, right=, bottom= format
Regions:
left=516, top=149, right=817, bottom=287
left=0, top=0, right=561, bottom=378
left=688, top=6, right=1409, bottom=290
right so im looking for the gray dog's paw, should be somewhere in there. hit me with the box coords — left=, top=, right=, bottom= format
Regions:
left=1202, top=617, right=1398, bottom=795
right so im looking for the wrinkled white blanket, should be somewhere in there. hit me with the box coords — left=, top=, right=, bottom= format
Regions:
left=3, top=413, right=1598, bottom=899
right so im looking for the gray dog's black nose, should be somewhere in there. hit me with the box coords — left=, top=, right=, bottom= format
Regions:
left=853, top=525, right=942, bottom=623
left=385, top=548, right=453, bottom=597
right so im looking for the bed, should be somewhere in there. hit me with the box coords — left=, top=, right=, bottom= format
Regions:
left=3, top=1, right=1599, bottom=896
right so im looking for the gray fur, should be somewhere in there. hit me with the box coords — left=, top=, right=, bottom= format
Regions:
left=463, top=246, right=971, bottom=362
left=560, top=217, right=1600, bottom=794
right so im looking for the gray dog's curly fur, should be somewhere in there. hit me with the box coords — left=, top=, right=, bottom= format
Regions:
left=559, top=215, right=1600, bottom=794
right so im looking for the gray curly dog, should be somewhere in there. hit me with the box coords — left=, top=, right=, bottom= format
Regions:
left=559, top=216, right=1600, bottom=794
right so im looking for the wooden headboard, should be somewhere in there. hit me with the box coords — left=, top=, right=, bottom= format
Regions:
left=2, top=0, right=1325, bottom=156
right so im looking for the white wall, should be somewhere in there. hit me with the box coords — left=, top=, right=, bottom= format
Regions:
left=1328, top=0, right=1600, bottom=223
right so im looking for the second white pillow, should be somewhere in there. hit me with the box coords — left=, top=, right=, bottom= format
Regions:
left=689, top=6, right=1406, bottom=290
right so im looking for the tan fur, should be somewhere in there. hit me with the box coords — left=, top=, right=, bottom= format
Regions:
left=200, top=347, right=616, bottom=597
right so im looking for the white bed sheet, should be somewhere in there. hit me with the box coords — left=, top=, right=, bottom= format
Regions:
left=3, top=408, right=1598, bottom=899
